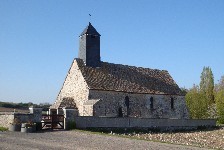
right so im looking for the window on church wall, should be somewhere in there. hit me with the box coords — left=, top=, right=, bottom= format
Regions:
left=104, top=105, right=109, bottom=116
left=125, top=96, right=130, bottom=116
left=118, top=107, right=123, bottom=117
left=125, top=96, right=129, bottom=108
left=171, top=97, right=174, bottom=109
left=150, top=97, right=153, bottom=109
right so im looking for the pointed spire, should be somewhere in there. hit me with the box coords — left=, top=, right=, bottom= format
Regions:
left=80, top=22, right=101, bottom=37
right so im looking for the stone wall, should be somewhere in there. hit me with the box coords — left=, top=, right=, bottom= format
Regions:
left=0, top=108, right=43, bottom=128
left=0, top=113, right=14, bottom=128
left=75, top=116, right=216, bottom=129
left=83, top=99, right=99, bottom=116
left=52, top=60, right=89, bottom=116
left=0, top=113, right=40, bottom=128
left=83, top=105, right=94, bottom=116
left=14, top=114, right=33, bottom=123
left=89, top=90, right=189, bottom=119
left=0, top=113, right=34, bottom=128
left=0, top=108, right=81, bottom=130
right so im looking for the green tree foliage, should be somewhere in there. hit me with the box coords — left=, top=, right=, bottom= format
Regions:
left=200, top=67, right=215, bottom=103
left=180, top=87, right=188, bottom=95
left=185, top=68, right=222, bottom=120
left=215, top=90, right=224, bottom=124
left=39, top=102, right=51, bottom=111
left=215, top=75, right=224, bottom=92
left=200, top=67, right=215, bottom=104
left=185, top=85, right=208, bottom=119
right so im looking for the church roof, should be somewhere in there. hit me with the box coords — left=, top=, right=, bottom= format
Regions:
left=75, top=59, right=184, bottom=95
left=80, top=22, right=101, bottom=37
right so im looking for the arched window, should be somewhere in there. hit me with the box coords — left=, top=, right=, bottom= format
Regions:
left=171, top=97, right=174, bottom=109
left=150, top=97, right=153, bottom=109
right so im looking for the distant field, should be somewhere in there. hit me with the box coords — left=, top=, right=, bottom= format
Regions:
left=0, top=107, right=29, bottom=113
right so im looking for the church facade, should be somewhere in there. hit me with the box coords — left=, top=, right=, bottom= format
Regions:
left=51, top=23, right=189, bottom=119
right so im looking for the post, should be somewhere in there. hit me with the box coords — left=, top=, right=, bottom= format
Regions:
left=29, top=106, right=42, bottom=122
left=63, top=107, right=76, bottom=130
left=29, top=106, right=43, bottom=131
left=49, top=109, right=57, bottom=115
left=57, top=108, right=64, bottom=115
left=48, top=109, right=57, bottom=129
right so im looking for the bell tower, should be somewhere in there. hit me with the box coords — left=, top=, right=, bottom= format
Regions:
left=78, top=22, right=101, bottom=67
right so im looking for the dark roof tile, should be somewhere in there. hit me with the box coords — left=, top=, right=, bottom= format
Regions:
left=75, top=59, right=183, bottom=95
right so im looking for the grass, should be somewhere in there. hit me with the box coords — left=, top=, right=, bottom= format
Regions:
left=0, top=126, right=8, bottom=131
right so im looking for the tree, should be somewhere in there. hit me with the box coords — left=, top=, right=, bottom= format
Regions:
left=200, top=67, right=215, bottom=104
left=215, top=90, right=224, bottom=124
left=180, top=87, right=188, bottom=95
left=215, top=75, right=224, bottom=92
left=185, top=85, right=209, bottom=119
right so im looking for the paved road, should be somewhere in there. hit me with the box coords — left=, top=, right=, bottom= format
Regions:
left=0, top=130, right=209, bottom=150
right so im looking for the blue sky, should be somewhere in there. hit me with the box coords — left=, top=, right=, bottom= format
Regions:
left=0, top=0, right=223, bottom=104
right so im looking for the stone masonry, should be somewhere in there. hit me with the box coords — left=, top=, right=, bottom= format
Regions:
left=0, top=113, right=14, bottom=128
left=87, top=90, right=189, bottom=118
left=0, top=107, right=43, bottom=128
left=51, top=60, right=89, bottom=116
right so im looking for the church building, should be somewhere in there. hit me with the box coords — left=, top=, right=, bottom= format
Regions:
left=51, top=23, right=189, bottom=119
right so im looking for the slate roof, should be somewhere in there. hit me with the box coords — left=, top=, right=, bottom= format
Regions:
left=75, top=59, right=184, bottom=95
left=80, top=22, right=101, bottom=37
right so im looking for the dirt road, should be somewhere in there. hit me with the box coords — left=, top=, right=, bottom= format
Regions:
left=0, top=130, right=209, bottom=150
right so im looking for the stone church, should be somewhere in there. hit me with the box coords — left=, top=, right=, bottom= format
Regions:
left=51, top=23, right=189, bottom=119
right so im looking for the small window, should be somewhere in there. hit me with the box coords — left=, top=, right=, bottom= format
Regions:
left=125, top=96, right=129, bottom=108
left=118, top=107, right=123, bottom=117
left=91, top=35, right=96, bottom=38
left=171, top=97, right=174, bottom=109
left=150, top=97, right=153, bottom=109
left=125, top=96, right=130, bottom=116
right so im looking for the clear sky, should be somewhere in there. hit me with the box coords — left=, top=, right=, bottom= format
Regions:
left=0, top=0, right=223, bottom=104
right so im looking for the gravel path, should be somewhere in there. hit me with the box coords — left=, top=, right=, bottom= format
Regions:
left=0, top=130, right=209, bottom=150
